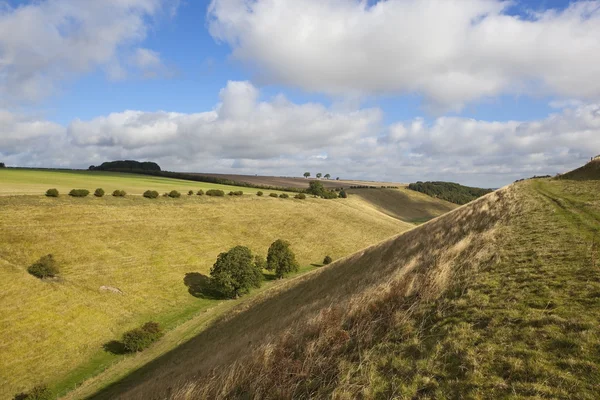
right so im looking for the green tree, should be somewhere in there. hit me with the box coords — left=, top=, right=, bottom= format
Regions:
left=267, top=239, right=299, bottom=278
left=303, top=172, right=310, bottom=178
left=0, top=162, right=5, bottom=168
left=324, top=173, right=331, bottom=179
left=210, top=246, right=262, bottom=298
left=316, top=172, right=322, bottom=179
left=307, top=180, right=325, bottom=197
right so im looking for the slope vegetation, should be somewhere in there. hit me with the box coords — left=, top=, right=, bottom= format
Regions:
left=407, top=181, right=493, bottom=205
left=93, top=178, right=600, bottom=400
left=558, top=158, right=600, bottom=180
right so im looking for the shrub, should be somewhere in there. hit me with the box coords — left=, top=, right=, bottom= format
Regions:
left=197, top=189, right=204, bottom=196
left=267, top=239, right=299, bottom=278
left=17, top=385, right=53, bottom=400
left=168, top=190, right=181, bottom=198
left=210, top=246, right=262, bottom=298
left=188, top=190, right=194, bottom=196
left=256, top=191, right=263, bottom=196
left=27, top=254, right=59, bottom=279
left=94, top=188, right=105, bottom=197
left=294, top=193, right=306, bottom=199
left=338, top=190, right=348, bottom=199
left=279, top=193, right=289, bottom=199
left=112, top=190, right=126, bottom=197
left=121, top=321, right=163, bottom=353
left=206, top=189, right=225, bottom=197
left=69, top=189, right=90, bottom=197
left=269, top=193, right=278, bottom=198
left=321, top=190, right=339, bottom=199
left=232, top=191, right=243, bottom=196
left=323, top=255, right=333, bottom=265
left=143, top=190, right=159, bottom=199
left=45, top=188, right=59, bottom=197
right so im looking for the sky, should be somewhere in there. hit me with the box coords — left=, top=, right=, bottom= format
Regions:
left=1, top=0, right=599, bottom=187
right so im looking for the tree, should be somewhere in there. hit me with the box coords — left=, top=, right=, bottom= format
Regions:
left=339, top=189, right=348, bottom=199
left=324, top=174, right=331, bottom=180
left=307, top=181, right=325, bottom=197
left=323, top=255, right=333, bottom=265
left=316, top=173, right=322, bottom=179
left=210, top=246, right=262, bottom=298
left=303, top=172, right=310, bottom=178
left=0, top=162, right=5, bottom=168
left=267, top=239, right=299, bottom=278
left=336, top=177, right=340, bottom=180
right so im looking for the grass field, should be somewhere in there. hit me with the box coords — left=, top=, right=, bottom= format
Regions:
left=0, top=169, right=275, bottom=196
left=97, top=177, right=600, bottom=399
left=0, top=170, right=446, bottom=398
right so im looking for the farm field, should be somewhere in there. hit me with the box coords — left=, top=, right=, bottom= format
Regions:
left=0, top=169, right=453, bottom=398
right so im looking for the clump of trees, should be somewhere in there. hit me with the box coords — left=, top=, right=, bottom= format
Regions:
left=267, top=239, right=299, bottom=278
left=121, top=321, right=163, bottom=353
left=307, top=181, right=342, bottom=199
left=27, top=254, right=59, bottom=279
left=69, top=189, right=90, bottom=197
left=229, top=191, right=243, bottom=196
left=14, top=384, right=53, bottom=400
left=45, top=188, right=59, bottom=197
left=197, top=189, right=204, bottom=196
left=323, top=255, right=333, bottom=265
left=210, top=246, right=263, bottom=298
left=143, top=190, right=159, bottom=199
left=89, top=160, right=161, bottom=172
left=407, top=181, right=492, bottom=205
left=206, top=189, right=225, bottom=197
left=168, top=190, right=181, bottom=198
left=94, top=188, right=105, bottom=197
left=295, top=193, right=306, bottom=199
left=0, top=162, right=5, bottom=168
left=112, top=190, right=126, bottom=197
left=256, top=191, right=263, bottom=196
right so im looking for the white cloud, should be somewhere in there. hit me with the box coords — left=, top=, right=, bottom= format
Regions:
left=2, top=81, right=600, bottom=188
left=208, top=0, right=600, bottom=111
left=0, top=0, right=176, bottom=103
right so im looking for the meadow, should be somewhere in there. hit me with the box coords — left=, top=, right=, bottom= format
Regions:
left=0, top=169, right=457, bottom=398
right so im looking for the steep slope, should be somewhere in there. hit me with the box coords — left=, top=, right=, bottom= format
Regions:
left=87, top=178, right=600, bottom=400
left=558, top=158, right=600, bottom=180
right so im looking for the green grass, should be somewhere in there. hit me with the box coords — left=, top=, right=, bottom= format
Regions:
left=0, top=169, right=283, bottom=196
left=0, top=171, right=423, bottom=398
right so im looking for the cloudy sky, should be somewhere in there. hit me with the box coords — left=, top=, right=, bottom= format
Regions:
left=1, top=0, right=599, bottom=187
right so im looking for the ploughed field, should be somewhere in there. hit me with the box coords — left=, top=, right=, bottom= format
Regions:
left=0, top=169, right=455, bottom=398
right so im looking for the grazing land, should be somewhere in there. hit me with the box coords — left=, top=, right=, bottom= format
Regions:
left=0, top=169, right=456, bottom=398
left=90, top=176, right=600, bottom=400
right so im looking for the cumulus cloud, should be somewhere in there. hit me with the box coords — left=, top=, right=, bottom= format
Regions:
left=2, top=81, right=599, bottom=187
left=0, top=0, right=176, bottom=103
left=208, top=0, right=600, bottom=111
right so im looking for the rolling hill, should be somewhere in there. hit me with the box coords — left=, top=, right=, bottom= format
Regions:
left=81, top=174, right=600, bottom=399
left=0, top=169, right=455, bottom=398
left=558, top=158, right=600, bottom=181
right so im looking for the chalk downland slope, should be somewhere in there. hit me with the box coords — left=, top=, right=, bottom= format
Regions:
left=558, top=158, right=600, bottom=181
left=94, top=177, right=600, bottom=399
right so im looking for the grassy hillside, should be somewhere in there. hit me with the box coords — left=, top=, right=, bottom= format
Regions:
left=408, top=181, right=493, bottom=205
left=558, top=159, right=600, bottom=181
left=0, top=171, right=426, bottom=398
left=0, top=169, right=272, bottom=196
left=92, top=178, right=600, bottom=399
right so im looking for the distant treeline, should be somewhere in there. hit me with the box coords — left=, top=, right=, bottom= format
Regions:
left=407, top=181, right=493, bottom=205
left=350, top=185, right=400, bottom=189
left=515, top=175, right=552, bottom=183
left=89, top=160, right=161, bottom=172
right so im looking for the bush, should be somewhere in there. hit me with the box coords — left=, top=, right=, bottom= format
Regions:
left=321, top=190, right=339, bottom=199
left=188, top=190, right=194, bottom=196
left=279, top=193, right=289, bottom=199
left=112, top=190, right=126, bottom=197
left=339, top=190, right=348, bottom=199
left=269, top=193, right=278, bottom=198
left=294, top=193, right=306, bottom=199
left=16, top=385, right=53, bottom=400
left=94, top=188, right=105, bottom=197
left=121, top=321, right=163, bottom=353
left=45, top=188, right=59, bottom=197
left=210, top=246, right=263, bottom=298
left=323, top=255, right=333, bottom=265
left=168, top=190, right=181, bottom=198
left=229, top=191, right=243, bottom=196
left=206, top=189, right=225, bottom=197
left=69, top=189, right=90, bottom=197
left=143, top=190, right=159, bottom=199
left=256, top=191, right=263, bottom=196
left=267, top=239, right=299, bottom=278
left=197, top=189, right=204, bottom=196
left=27, top=254, right=59, bottom=279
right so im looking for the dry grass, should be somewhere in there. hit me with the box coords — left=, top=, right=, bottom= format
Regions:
left=90, top=184, right=512, bottom=399
left=0, top=184, right=416, bottom=397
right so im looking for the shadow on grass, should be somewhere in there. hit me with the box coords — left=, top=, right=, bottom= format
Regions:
left=103, top=340, right=127, bottom=355
left=184, top=272, right=226, bottom=300
left=262, top=272, right=278, bottom=281
left=311, top=263, right=324, bottom=268
left=13, top=393, right=27, bottom=400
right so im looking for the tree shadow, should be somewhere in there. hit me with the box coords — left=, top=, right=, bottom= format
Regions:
left=184, top=272, right=226, bottom=300
left=13, top=393, right=27, bottom=400
left=311, top=263, right=324, bottom=268
left=103, top=340, right=127, bottom=355
left=262, top=272, right=278, bottom=281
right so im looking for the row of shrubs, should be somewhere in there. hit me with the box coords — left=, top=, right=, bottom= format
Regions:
left=45, top=188, right=127, bottom=197
left=45, top=188, right=311, bottom=200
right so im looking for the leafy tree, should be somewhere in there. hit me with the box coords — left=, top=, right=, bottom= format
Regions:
left=307, top=181, right=325, bottom=197
left=168, top=190, right=181, bottom=198
left=45, top=188, right=59, bottom=197
left=28, top=254, right=59, bottom=279
left=324, top=174, right=331, bottom=180
left=210, top=246, right=262, bottom=298
left=303, top=172, right=310, bottom=178
left=336, top=177, right=339, bottom=180
left=339, top=189, right=348, bottom=199
left=323, top=255, right=333, bottom=265
left=94, top=188, right=105, bottom=197
left=256, top=191, right=263, bottom=196
left=267, top=239, right=299, bottom=278
left=0, top=162, right=5, bottom=168
left=316, top=173, right=322, bottom=179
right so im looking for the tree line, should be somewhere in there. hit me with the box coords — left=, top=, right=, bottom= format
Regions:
left=407, top=181, right=492, bottom=205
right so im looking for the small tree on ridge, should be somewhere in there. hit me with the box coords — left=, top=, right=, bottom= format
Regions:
left=267, top=239, right=299, bottom=278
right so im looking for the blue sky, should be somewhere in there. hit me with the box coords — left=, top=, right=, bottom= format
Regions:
left=1, top=0, right=600, bottom=187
